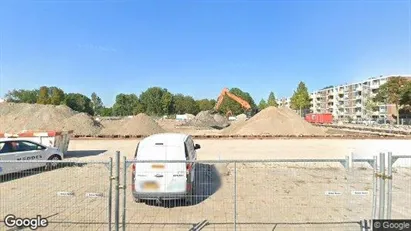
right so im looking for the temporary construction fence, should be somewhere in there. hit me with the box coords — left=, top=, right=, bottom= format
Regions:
left=0, top=160, right=113, bottom=231
left=0, top=152, right=410, bottom=231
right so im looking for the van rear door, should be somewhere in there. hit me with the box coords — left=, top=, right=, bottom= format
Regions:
left=163, top=145, right=187, bottom=194
left=135, top=143, right=186, bottom=195
left=135, top=144, right=168, bottom=193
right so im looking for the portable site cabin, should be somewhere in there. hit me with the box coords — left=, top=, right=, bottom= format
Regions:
left=0, top=130, right=73, bottom=154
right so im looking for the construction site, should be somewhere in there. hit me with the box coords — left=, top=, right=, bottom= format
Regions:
left=1, top=101, right=410, bottom=139
left=1, top=94, right=411, bottom=231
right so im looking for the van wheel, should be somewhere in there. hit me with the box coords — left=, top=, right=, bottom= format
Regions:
left=45, top=155, right=62, bottom=170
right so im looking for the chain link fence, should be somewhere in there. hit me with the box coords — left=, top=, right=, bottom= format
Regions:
left=0, top=153, right=409, bottom=230
left=0, top=160, right=113, bottom=231
left=122, top=158, right=376, bottom=231
left=390, top=155, right=411, bottom=219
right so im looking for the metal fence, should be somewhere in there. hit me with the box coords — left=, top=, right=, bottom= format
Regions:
left=0, top=159, right=113, bottom=231
left=0, top=153, right=410, bottom=231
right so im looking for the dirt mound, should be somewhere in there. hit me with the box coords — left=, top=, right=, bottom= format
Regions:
left=213, top=113, right=229, bottom=125
left=100, top=113, right=165, bottom=135
left=185, top=114, right=195, bottom=120
left=0, top=103, right=103, bottom=135
left=236, top=114, right=247, bottom=121
left=186, top=111, right=229, bottom=129
left=222, top=106, right=326, bottom=136
left=63, top=113, right=103, bottom=135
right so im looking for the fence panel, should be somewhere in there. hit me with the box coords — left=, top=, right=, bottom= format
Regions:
left=0, top=160, right=112, bottom=231
left=122, top=160, right=234, bottom=230
left=390, top=156, right=411, bottom=219
left=234, top=160, right=374, bottom=231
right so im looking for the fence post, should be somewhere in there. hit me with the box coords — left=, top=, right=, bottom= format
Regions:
left=108, top=157, right=113, bottom=231
left=115, top=151, right=120, bottom=231
left=378, top=152, right=385, bottom=219
left=386, top=152, right=393, bottom=219
left=234, top=161, right=237, bottom=231
left=345, top=155, right=350, bottom=169
left=372, top=155, right=378, bottom=219
left=122, top=156, right=127, bottom=231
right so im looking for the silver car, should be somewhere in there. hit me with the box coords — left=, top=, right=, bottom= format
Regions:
left=0, top=138, right=64, bottom=176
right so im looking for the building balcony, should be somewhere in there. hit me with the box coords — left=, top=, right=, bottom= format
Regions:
left=370, top=84, right=379, bottom=89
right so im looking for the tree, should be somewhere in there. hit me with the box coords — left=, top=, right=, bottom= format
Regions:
left=290, top=81, right=311, bottom=114
left=112, top=94, right=141, bottom=116
left=217, top=88, right=256, bottom=115
left=258, top=99, right=268, bottom=110
left=375, top=77, right=409, bottom=125
left=64, top=93, right=94, bottom=115
left=91, top=92, right=104, bottom=115
left=196, top=99, right=216, bottom=111
left=49, top=87, right=65, bottom=105
left=400, top=81, right=411, bottom=106
left=172, top=94, right=199, bottom=115
left=4, top=89, right=39, bottom=103
left=37, top=86, right=50, bottom=104
left=161, top=91, right=174, bottom=115
left=139, top=87, right=173, bottom=115
left=364, top=97, right=378, bottom=119
left=99, top=107, right=113, bottom=117
left=267, top=92, right=278, bottom=107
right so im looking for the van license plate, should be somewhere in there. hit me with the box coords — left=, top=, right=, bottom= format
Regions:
left=143, top=182, right=159, bottom=190
left=151, top=164, right=164, bottom=169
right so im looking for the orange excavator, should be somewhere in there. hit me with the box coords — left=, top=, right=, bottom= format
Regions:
left=213, top=88, right=257, bottom=118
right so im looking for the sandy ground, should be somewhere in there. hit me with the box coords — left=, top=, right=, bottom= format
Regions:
left=1, top=139, right=410, bottom=231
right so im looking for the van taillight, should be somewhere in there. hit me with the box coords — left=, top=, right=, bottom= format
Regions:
left=186, top=163, right=191, bottom=175
left=131, top=164, right=135, bottom=191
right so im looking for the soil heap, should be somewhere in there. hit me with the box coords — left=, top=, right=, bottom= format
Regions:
left=0, top=103, right=103, bottom=135
left=222, top=106, right=326, bottom=136
left=100, top=113, right=165, bottom=136
left=185, top=111, right=229, bottom=129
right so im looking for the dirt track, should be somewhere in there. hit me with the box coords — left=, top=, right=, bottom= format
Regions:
left=0, top=139, right=410, bottom=231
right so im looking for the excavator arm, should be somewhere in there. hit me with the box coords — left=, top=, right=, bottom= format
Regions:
left=214, top=88, right=253, bottom=117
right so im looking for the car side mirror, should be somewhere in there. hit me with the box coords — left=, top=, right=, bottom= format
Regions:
left=194, top=144, right=201, bottom=150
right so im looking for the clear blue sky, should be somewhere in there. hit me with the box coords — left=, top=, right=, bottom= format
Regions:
left=0, top=0, right=410, bottom=106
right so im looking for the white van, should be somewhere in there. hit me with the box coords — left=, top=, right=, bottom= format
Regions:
left=131, top=133, right=201, bottom=204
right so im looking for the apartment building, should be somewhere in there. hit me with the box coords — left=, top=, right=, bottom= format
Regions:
left=276, top=97, right=291, bottom=108
left=309, top=75, right=411, bottom=120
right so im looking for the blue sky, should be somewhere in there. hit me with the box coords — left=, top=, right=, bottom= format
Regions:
left=0, top=0, right=410, bottom=106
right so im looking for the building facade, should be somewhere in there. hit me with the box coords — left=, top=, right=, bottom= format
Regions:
left=276, top=98, right=291, bottom=108
left=309, top=75, right=411, bottom=120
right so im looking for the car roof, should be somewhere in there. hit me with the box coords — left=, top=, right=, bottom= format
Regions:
left=139, top=133, right=190, bottom=147
left=0, top=138, right=36, bottom=142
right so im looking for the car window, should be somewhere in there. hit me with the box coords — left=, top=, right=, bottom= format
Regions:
left=14, top=141, right=43, bottom=152
left=0, top=142, right=13, bottom=154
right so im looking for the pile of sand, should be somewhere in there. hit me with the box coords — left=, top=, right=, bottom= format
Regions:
left=63, top=113, right=103, bottom=135
left=0, top=103, right=103, bottom=135
left=185, top=114, right=195, bottom=120
left=185, top=111, right=229, bottom=129
left=222, top=106, right=326, bottom=136
left=100, top=113, right=165, bottom=136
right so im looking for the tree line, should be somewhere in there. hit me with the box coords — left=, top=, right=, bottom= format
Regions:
left=4, top=82, right=311, bottom=117
left=5, top=78, right=408, bottom=121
